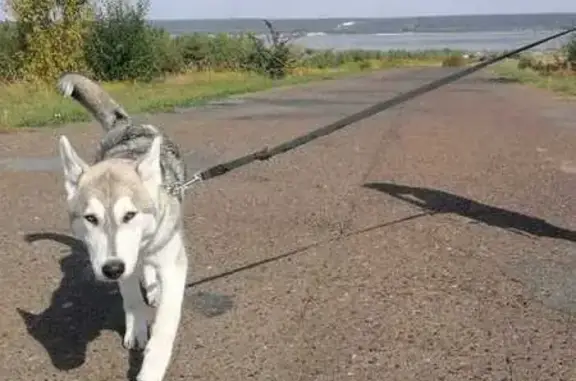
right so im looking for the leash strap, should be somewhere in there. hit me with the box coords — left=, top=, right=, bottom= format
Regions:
left=171, top=26, right=576, bottom=195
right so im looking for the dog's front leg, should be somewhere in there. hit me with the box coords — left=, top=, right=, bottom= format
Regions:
left=142, top=263, right=160, bottom=307
left=137, top=239, right=187, bottom=381
left=119, top=274, right=150, bottom=350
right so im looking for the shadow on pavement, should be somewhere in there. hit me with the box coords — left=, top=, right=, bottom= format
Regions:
left=487, top=76, right=522, bottom=84
left=18, top=232, right=235, bottom=380
left=364, top=182, right=576, bottom=242
left=18, top=232, right=143, bottom=380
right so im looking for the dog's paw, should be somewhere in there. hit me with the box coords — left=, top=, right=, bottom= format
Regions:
left=136, top=338, right=173, bottom=381
left=144, top=284, right=161, bottom=308
left=142, top=265, right=161, bottom=307
left=136, top=370, right=163, bottom=381
left=136, top=360, right=166, bottom=381
left=123, top=317, right=149, bottom=350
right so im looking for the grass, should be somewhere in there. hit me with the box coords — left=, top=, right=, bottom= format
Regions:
left=441, top=55, right=469, bottom=67
left=0, top=56, right=445, bottom=129
left=491, top=59, right=576, bottom=96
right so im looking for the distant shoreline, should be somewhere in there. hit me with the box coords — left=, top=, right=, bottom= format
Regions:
left=150, top=13, right=576, bottom=38
left=148, top=12, right=576, bottom=22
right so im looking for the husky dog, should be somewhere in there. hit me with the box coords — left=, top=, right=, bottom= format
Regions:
left=56, top=73, right=188, bottom=381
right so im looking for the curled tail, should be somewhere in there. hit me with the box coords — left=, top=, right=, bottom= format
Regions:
left=57, top=73, right=130, bottom=131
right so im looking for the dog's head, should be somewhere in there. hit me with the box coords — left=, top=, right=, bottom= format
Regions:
left=57, top=135, right=163, bottom=282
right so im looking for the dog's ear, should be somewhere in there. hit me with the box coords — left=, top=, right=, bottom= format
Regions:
left=137, top=136, right=163, bottom=189
left=58, top=136, right=88, bottom=200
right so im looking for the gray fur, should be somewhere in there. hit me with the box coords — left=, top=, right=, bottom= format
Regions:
left=58, top=73, right=130, bottom=131
left=58, top=73, right=187, bottom=202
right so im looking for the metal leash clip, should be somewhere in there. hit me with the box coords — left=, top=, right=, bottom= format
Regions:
left=164, top=172, right=203, bottom=197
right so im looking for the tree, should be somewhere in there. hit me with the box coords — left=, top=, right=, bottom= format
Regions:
left=4, top=0, right=92, bottom=81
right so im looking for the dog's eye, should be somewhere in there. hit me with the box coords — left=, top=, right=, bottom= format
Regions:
left=84, top=214, right=98, bottom=225
left=122, top=211, right=137, bottom=223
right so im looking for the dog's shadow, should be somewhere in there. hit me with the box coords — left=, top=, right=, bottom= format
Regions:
left=19, top=232, right=143, bottom=380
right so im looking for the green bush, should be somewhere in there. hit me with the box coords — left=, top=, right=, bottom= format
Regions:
left=173, top=33, right=212, bottom=70
left=244, top=34, right=293, bottom=78
left=207, top=33, right=253, bottom=71
left=151, top=28, right=187, bottom=75
left=564, top=36, right=576, bottom=69
left=441, top=55, right=467, bottom=67
left=358, top=60, right=372, bottom=70
left=84, top=0, right=167, bottom=81
left=516, top=52, right=570, bottom=76
left=0, top=23, right=20, bottom=81
left=171, top=30, right=295, bottom=78
left=517, top=54, right=534, bottom=70
left=245, top=20, right=295, bottom=79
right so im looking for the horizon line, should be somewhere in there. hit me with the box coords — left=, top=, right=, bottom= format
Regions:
left=146, top=11, right=576, bottom=21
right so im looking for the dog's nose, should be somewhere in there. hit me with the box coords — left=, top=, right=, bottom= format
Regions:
left=102, top=260, right=125, bottom=280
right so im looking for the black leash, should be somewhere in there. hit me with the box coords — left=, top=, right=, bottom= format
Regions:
left=180, top=27, right=576, bottom=288
left=173, top=26, right=576, bottom=193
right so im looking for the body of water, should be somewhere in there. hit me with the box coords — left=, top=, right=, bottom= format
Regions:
left=152, top=13, right=576, bottom=52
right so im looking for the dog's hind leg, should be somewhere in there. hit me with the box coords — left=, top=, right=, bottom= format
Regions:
left=137, top=236, right=187, bottom=381
left=119, top=274, right=150, bottom=350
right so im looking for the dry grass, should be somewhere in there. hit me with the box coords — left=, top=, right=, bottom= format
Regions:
left=492, top=59, right=576, bottom=97
left=441, top=55, right=468, bottom=67
left=0, top=57, right=446, bottom=129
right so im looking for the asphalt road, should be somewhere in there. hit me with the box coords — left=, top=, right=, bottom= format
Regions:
left=2, top=67, right=576, bottom=380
